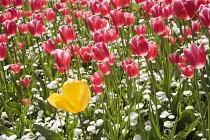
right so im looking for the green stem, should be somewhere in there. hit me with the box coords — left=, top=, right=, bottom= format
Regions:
left=78, top=112, right=87, bottom=140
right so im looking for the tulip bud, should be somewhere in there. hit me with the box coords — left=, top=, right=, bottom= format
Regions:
left=20, top=77, right=30, bottom=86
left=0, top=44, right=7, bottom=61
left=10, top=63, right=21, bottom=73
left=89, top=71, right=103, bottom=87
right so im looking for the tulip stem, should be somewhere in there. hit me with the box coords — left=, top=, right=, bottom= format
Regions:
left=78, top=112, right=87, bottom=140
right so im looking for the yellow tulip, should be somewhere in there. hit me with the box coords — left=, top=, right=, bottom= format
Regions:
left=47, top=79, right=91, bottom=113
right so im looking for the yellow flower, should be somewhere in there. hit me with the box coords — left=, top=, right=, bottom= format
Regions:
left=47, top=79, right=91, bottom=113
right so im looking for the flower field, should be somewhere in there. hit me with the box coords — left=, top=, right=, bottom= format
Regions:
left=1, top=0, right=210, bottom=139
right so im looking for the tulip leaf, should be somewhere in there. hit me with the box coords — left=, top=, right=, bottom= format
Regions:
left=130, top=3, right=141, bottom=11
left=33, top=124, right=62, bottom=140
left=174, top=117, right=200, bottom=140
left=0, top=124, right=15, bottom=136
left=95, top=124, right=104, bottom=140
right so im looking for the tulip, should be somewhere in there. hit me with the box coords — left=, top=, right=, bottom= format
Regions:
left=61, top=8, right=70, bottom=16
left=0, top=44, right=7, bottom=61
left=22, top=99, right=32, bottom=106
left=42, top=39, right=56, bottom=54
left=134, top=25, right=146, bottom=35
left=91, top=85, right=103, bottom=95
left=110, top=10, right=125, bottom=27
left=146, top=41, right=158, bottom=60
left=199, top=8, right=210, bottom=28
left=161, top=26, right=170, bottom=38
left=86, top=15, right=107, bottom=32
left=59, top=25, right=76, bottom=44
left=179, top=37, right=185, bottom=43
left=162, top=5, right=174, bottom=19
left=25, top=11, right=32, bottom=18
left=121, top=58, right=139, bottom=78
left=182, top=26, right=192, bottom=37
left=91, top=42, right=110, bottom=62
left=180, top=65, right=194, bottom=78
left=168, top=37, right=177, bottom=44
left=1, top=0, right=10, bottom=7
left=150, top=4, right=163, bottom=18
left=124, top=12, right=134, bottom=26
left=53, top=49, right=71, bottom=69
left=90, top=1, right=101, bottom=15
left=135, top=0, right=147, bottom=4
left=91, top=29, right=109, bottom=44
left=142, top=1, right=154, bottom=14
left=108, top=54, right=115, bottom=65
left=10, top=63, right=21, bottom=73
left=168, top=54, right=186, bottom=64
left=54, top=64, right=68, bottom=74
left=28, top=0, right=42, bottom=12
left=64, top=16, right=73, bottom=24
left=47, top=79, right=91, bottom=113
left=44, top=8, right=55, bottom=22
left=97, top=62, right=110, bottom=75
left=183, top=44, right=206, bottom=69
left=17, top=42, right=26, bottom=50
left=192, top=21, right=201, bottom=33
left=111, top=0, right=123, bottom=9
left=0, top=34, right=8, bottom=44
left=11, top=0, right=23, bottom=8
left=27, top=19, right=46, bottom=37
left=3, top=20, right=17, bottom=36
left=99, top=2, right=110, bottom=17
left=79, top=47, right=92, bottom=63
left=17, top=10, right=24, bottom=19
left=129, top=35, right=149, bottom=56
left=150, top=17, right=165, bottom=35
left=6, top=8, right=18, bottom=20
left=174, top=0, right=196, bottom=20
left=20, top=77, right=30, bottom=86
left=89, top=71, right=103, bottom=87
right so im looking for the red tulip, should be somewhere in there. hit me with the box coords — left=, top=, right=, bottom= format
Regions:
left=61, top=8, right=70, bottom=16
left=32, top=13, right=44, bottom=25
left=162, top=5, right=174, bottom=19
left=79, top=47, right=92, bottom=63
left=135, top=0, right=147, bottom=4
left=134, top=25, right=146, bottom=35
left=27, top=19, right=46, bottom=37
left=1, top=0, right=10, bottom=7
left=90, top=1, right=101, bottom=15
left=150, top=17, right=165, bottom=35
left=28, top=0, right=44, bottom=12
left=58, top=25, right=76, bottom=44
left=111, top=0, right=122, bottom=9
left=89, top=71, right=103, bottom=87
left=121, top=58, right=139, bottom=78
left=146, top=41, right=158, bottom=60
left=22, top=99, right=32, bottom=106
left=124, top=12, right=134, bottom=26
left=44, top=8, right=55, bottom=22
left=0, top=44, right=7, bottom=61
left=110, top=10, right=125, bottom=27
left=179, top=37, right=185, bottom=43
left=99, top=2, right=110, bottom=17
left=169, top=53, right=186, bottom=64
left=168, top=37, right=177, bottom=44
left=53, top=49, right=71, bottom=69
left=20, top=77, right=30, bottom=86
left=91, top=42, right=110, bottom=62
left=17, top=42, right=26, bottom=50
left=42, top=39, right=56, bottom=54
left=54, top=64, right=68, bottom=74
left=161, top=26, right=170, bottom=38
left=11, top=0, right=23, bottom=8
left=107, top=26, right=120, bottom=42
left=199, top=8, right=210, bottom=28
left=180, top=65, right=194, bottom=78
left=64, top=16, right=73, bottom=24
left=25, top=11, right=32, bottom=18
left=142, top=1, right=154, bottom=14
left=182, top=26, right=192, bottom=37
left=91, top=84, right=103, bottom=95
left=91, top=29, right=109, bottom=44
left=151, top=4, right=163, bottom=18
left=17, top=10, right=24, bottom=19
left=108, top=54, right=115, bottom=65
left=174, top=0, right=196, bottom=20
left=6, top=8, right=18, bottom=20
left=86, top=15, right=107, bottom=32
left=19, top=24, right=28, bottom=34
left=192, top=21, right=201, bottom=33
left=183, top=44, right=206, bottom=69
left=129, top=35, right=149, bottom=56
left=10, top=63, right=21, bottom=73
left=3, top=20, right=17, bottom=36
left=195, top=0, right=207, bottom=9
left=97, top=62, right=110, bottom=75
left=0, top=34, right=8, bottom=44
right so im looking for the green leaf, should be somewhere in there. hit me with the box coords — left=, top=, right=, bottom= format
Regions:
left=0, top=124, right=15, bottom=136
left=149, top=112, right=161, bottom=140
left=95, top=124, right=104, bottom=140
left=33, top=124, right=62, bottom=140
left=130, top=3, right=141, bottom=10
left=174, top=117, right=200, bottom=140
